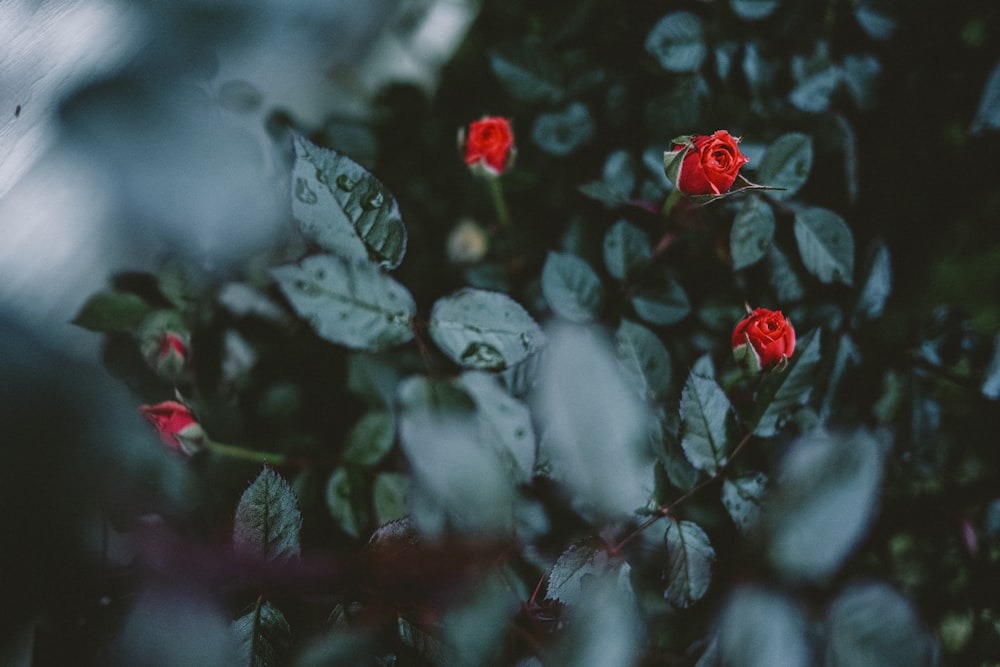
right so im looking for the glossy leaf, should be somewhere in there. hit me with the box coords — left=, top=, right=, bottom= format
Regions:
left=762, top=430, right=886, bottom=582
left=233, top=601, right=291, bottom=667
left=71, top=291, right=153, bottom=332
left=615, top=319, right=673, bottom=401
left=794, top=207, right=855, bottom=285
left=663, top=520, right=715, bottom=608
left=604, top=220, right=652, bottom=281
left=730, top=195, right=776, bottom=269
left=751, top=328, right=822, bottom=437
left=429, top=288, right=545, bottom=371
left=757, top=133, right=813, bottom=200
left=722, top=472, right=768, bottom=535
left=680, top=372, right=735, bottom=473
left=233, top=467, right=302, bottom=562
left=541, top=252, right=605, bottom=323
left=291, top=134, right=407, bottom=269
left=630, top=276, right=691, bottom=325
left=341, top=411, right=396, bottom=466
left=824, top=582, right=935, bottom=666
left=272, top=253, right=416, bottom=351
left=646, top=12, right=707, bottom=73
left=547, top=539, right=622, bottom=607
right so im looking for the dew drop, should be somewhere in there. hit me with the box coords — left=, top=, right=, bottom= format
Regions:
left=336, top=174, right=356, bottom=192
left=294, top=177, right=318, bottom=204
left=460, top=342, right=506, bottom=371
left=361, top=187, right=384, bottom=210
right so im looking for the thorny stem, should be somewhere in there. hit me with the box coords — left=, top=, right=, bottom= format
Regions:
left=608, top=431, right=755, bottom=556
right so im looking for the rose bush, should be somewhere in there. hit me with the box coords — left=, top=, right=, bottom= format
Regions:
left=462, top=116, right=515, bottom=175
left=138, top=400, right=204, bottom=456
left=732, top=307, right=796, bottom=372
left=664, top=130, right=749, bottom=196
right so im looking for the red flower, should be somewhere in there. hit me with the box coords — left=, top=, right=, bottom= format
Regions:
left=139, top=400, right=205, bottom=456
left=462, top=116, right=515, bottom=176
left=732, top=307, right=796, bottom=372
left=665, top=130, right=749, bottom=196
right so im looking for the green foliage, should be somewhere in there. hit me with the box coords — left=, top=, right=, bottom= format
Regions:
left=428, top=288, right=545, bottom=370
left=291, top=134, right=407, bottom=269
left=57, top=0, right=1000, bottom=663
left=233, top=467, right=302, bottom=562
left=272, top=253, right=416, bottom=351
left=663, top=520, right=715, bottom=608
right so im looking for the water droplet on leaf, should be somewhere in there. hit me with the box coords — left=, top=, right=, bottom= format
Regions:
left=460, top=342, right=506, bottom=371
left=294, top=177, right=318, bottom=204
left=361, top=188, right=384, bottom=210
left=336, top=175, right=356, bottom=192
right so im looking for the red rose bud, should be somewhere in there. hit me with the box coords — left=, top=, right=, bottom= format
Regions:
left=663, top=130, right=749, bottom=196
left=139, top=400, right=205, bottom=456
left=462, top=116, right=515, bottom=176
left=732, top=307, right=796, bottom=372
left=157, top=331, right=188, bottom=376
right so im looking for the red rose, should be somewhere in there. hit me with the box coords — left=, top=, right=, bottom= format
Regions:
left=462, top=116, right=515, bottom=176
left=664, top=130, right=749, bottom=196
left=732, top=307, right=796, bottom=372
left=139, top=400, right=205, bottom=456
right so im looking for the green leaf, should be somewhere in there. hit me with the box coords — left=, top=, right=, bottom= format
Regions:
left=397, top=376, right=517, bottom=535
left=982, top=334, right=1000, bottom=400
left=646, top=12, right=707, bottom=73
left=973, top=61, right=1000, bottom=134
left=604, top=220, right=652, bottom=281
left=824, top=583, right=936, bottom=666
left=325, top=467, right=369, bottom=538
left=342, top=411, right=396, bottom=466
left=766, top=244, right=806, bottom=303
left=615, top=319, right=673, bottom=401
left=546, top=539, right=624, bottom=607
left=721, top=472, right=768, bottom=535
left=532, top=102, right=595, bottom=156
left=429, top=288, right=546, bottom=371
left=373, top=472, right=409, bottom=524
left=789, top=64, right=840, bottom=113
left=663, top=520, right=715, bottom=608
left=272, top=253, right=415, bottom=351
left=457, top=371, right=536, bottom=483
left=631, top=276, right=691, bottom=325
left=489, top=44, right=566, bottom=105
left=541, top=252, right=605, bottom=323
left=233, top=601, right=291, bottom=667
left=347, top=352, right=401, bottom=407
left=730, top=195, right=776, bottom=270
left=852, top=242, right=892, bottom=325
left=751, top=328, right=822, bottom=437
left=730, top=0, right=779, bottom=20
left=820, top=334, right=861, bottom=422
left=680, top=372, right=735, bottom=474
left=757, top=133, right=813, bottom=200
left=762, top=430, right=886, bottom=582
left=794, top=207, right=855, bottom=285
left=291, top=134, right=407, bottom=269
left=535, top=324, right=656, bottom=518
left=233, top=467, right=302, bottom=562
left=71, top=291, right=154, bottom=332
left=716, top=588, right=811, bottom=666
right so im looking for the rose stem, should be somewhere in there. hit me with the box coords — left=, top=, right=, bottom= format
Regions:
left=488, top=176, right=512, bottom=229
left=203, top=438, right=289, bottom=465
